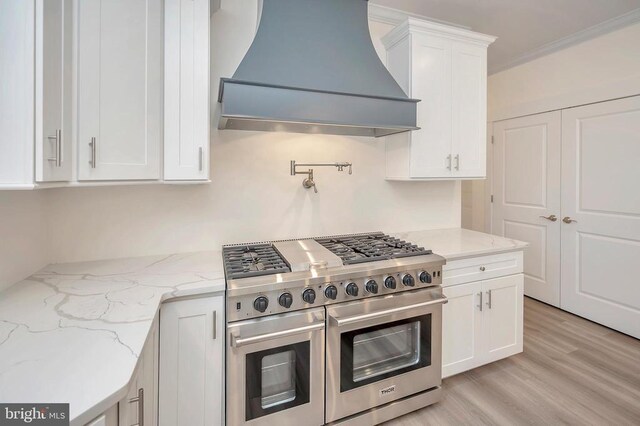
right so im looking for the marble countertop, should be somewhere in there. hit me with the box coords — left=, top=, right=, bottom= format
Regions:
left=0, top=228, right=526, bottom=425
left=392, top=228, right=528, bottom=260
left=0, top=251, right=225, bottom=425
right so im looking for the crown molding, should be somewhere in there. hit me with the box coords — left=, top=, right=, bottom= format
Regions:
left=490, top=8, right=640, bottom=75
left=368, top=3, right=470, bottom=30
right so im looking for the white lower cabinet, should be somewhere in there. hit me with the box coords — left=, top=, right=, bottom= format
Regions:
left=120, top=317, right=159, bottom=426
left=442, top=253, right=524, bottom=378
left=84, top=405, right=117, bottom=426
left=159, top=295, right=224, bottom=426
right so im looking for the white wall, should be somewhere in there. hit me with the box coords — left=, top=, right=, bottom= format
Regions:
left=469, top=22, right=640, bottom=233
left=43, top=1, right=461, bottom=264
left=0, top=192, right=48, bottom=291
left=489, top=22, right=640, bottom=121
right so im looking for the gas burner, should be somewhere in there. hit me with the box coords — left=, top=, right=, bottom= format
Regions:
left=222, top=244, right=290, bottom=280
left=315, top=232, right=431, bottom=264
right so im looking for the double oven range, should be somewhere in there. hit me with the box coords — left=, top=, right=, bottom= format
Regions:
left=223, top=233, right=447, bottom=425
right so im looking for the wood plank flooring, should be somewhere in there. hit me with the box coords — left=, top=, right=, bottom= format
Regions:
left=386, top=297, right=640, bottom=425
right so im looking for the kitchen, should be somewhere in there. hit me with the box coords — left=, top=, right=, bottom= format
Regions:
left=1, top=0, right=639, bottom=425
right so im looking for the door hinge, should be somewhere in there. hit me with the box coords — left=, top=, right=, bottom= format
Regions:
left=491, top=135, right=494, bottom=144
left=491, top=195, right=494, bottom=203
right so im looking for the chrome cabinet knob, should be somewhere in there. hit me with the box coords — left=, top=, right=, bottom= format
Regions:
left=479, top=266, right=486, bottom=272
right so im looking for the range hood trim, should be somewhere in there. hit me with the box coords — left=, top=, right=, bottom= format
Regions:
left=218, top=78, right=420, bottom=138
left=218, top=78, right=421, bottom=105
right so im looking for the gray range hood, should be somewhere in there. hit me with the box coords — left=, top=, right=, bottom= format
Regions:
left=217, top=0, right=420, bottom=138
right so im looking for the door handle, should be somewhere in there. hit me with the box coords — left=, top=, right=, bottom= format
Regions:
left=454, top=154, right=460, bottom=171
left=47, top=129, right=61, bottom=167
left=89, top=137, right=97, bottom=168
left=486, top=290, right=492, bottom=309
left=231, top=322, right=324, bottom=348
left=562, top=216, right=577, bottom=224
left=331, top=296, right=448, bottom=327
left=128, top=388, right=144, bottom=426
left=446, top=155, right=452, bottom=170
left=477, top=292, right=483, bottom=311
left=539, top=215, right=558, bottom=222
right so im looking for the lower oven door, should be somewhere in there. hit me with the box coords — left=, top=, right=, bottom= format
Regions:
left=227, top=307, right=325, bottom=426
left=326, top=288, right=447, bottom=423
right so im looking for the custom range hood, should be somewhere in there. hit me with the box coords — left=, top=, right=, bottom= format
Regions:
left=217, top=0, right=420, bottom=138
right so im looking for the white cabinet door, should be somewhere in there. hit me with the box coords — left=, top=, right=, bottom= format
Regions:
left=492, top=112, right=562, bottom=306
left=120, top=317, right=158, bottom=426
left=442, top=281, right=483, bottom=377
left=78, top=0, right=161, bottom=181
left=451, top=41, right=486, bottom=178
left=0, top=0, right=35, bottom=187
left=409, top=35, right=452, bottom=178
left=164, top=0, right=210, bottom=181
left=560, top=96, right=640, bottom=339
left=159, top=295, right=224, bottom=426
left=482, top=274, right=523, bottom=362
left=35, top=0, right=72, bottom=182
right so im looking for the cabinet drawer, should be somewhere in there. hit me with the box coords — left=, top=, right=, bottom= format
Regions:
left=443, top=251, right=523, bottom=287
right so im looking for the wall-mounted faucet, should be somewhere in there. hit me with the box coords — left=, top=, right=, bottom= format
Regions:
left=290, top=160, right=352, bottom=193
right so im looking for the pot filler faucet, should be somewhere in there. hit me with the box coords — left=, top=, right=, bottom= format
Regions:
left=290, top=160, right=352, bottom=193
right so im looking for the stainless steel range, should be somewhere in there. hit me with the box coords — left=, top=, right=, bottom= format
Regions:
left=223, top=232, right=447, bottom=426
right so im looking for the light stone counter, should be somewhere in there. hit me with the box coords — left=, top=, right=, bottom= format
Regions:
left=0, top=251, right=225, bottom=425
left=392, top=228, right=528, bottom=260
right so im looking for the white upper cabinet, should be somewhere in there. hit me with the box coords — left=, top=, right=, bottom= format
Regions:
left=164, top=0, right=210, bottom=181
left=35, top=0, right=73, bottom=182
left=0, top=0, right=35, bottom=188
left=77, top=0, right=162, bottom=181
left=383, top=19, right=495, bottom=180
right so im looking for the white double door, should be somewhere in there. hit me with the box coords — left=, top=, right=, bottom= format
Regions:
left=492, top=96, right=640, bottom=338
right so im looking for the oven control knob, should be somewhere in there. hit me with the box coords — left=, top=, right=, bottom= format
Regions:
left=345, top=282, right=359, bottom=297
left=302, top=289, right=316, bottom=304
left=384, top=276, right=397, bottom=289
left=402, top=274, right=415, bottom=287
left=419, top=271, right=432, bottom=284
left=365, top=280, right=379, bottom=294
left=325, top=285, right=338, bottom=300
left=278, top=292, right=293, bottom=308
left=253, top=296, right=269, bottom=313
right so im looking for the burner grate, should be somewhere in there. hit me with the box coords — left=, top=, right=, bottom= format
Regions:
left=222, top=243, right=290, bottom=279
left=315, top=232, right=430, bottom=264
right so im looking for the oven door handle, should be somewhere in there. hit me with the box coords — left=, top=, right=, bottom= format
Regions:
left=330, top=296, right=448, bottom=327
left=230, top=321, right=325, bottom=348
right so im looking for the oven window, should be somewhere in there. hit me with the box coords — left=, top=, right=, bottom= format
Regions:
left=341, top=315, right=431, bottom=392
left=245, top=342, right=310, bottom=421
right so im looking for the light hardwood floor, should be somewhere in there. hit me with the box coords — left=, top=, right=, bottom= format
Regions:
left=387, top=297, right=640, bottom=425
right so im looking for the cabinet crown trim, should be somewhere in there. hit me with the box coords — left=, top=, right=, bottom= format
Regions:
left=382, top=18, right=496, bottom=49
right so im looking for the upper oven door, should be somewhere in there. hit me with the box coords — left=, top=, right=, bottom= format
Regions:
left=326, top=288, right=447, bottom=423
left=227, top=308, right=325, bottom=426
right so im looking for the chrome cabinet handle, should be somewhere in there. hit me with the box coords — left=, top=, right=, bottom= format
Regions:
left=477, top=292, right=483, bottom=311
left=540, top=215, right=558, bottom=222
left=454, top=154, right=460, bottom=171
left=198, top=147, right=203, bottom=171
left=446, top=155, right=452, bottom=170
left=563, top=216, right=577, bottom=224
left=47, top=129, right=62, bottom=167
left=331, top=296, right=448, bottom=327
left=231, top=322, right=324, bottom=348
left=89, top=137, right=97, bottom=168
left=212, top=310, right=216, bottom=340
left=486, top=290, right=492, bottom=309
left=128, top=388, right=144, bottom=426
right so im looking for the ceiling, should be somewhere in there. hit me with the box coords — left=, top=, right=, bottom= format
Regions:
left=371, top=0, right=640, bottom=73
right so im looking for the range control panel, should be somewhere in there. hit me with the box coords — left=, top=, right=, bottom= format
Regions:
left=226, top=266, right=443, bottom=322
